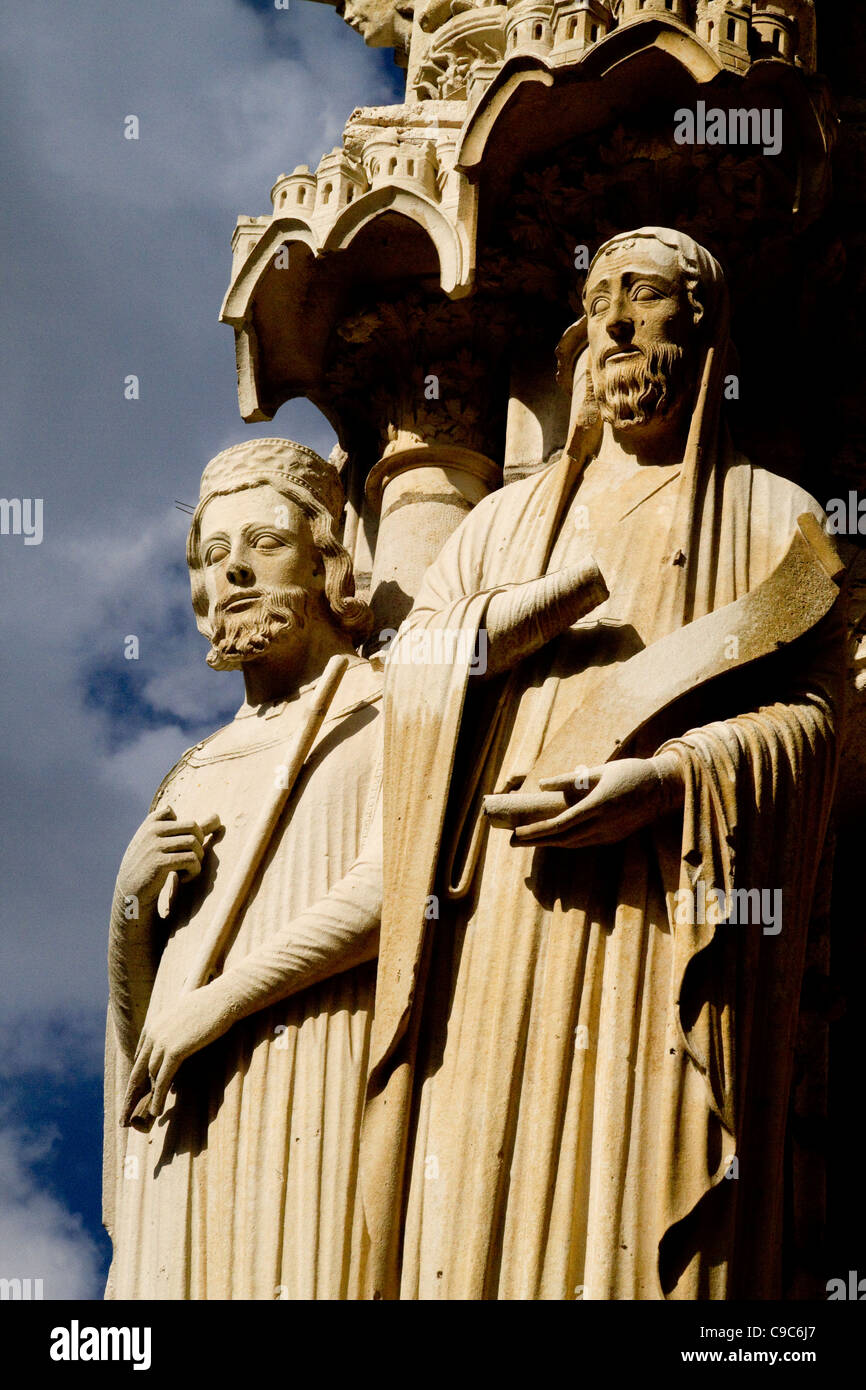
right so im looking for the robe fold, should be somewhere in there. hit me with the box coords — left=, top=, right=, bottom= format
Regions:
left=104, top=656, right=382, bottom=1299
left=360, top=241, right=844, bottom=1300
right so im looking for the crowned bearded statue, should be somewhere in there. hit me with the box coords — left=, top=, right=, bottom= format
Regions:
left=361, top=228, right=846, bottom=1300
left=103, top=438, right=383, bottom=1299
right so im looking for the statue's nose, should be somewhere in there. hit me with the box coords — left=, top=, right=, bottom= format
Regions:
left=607, top=315, right=633, bottom=342
left=226, top=558, right=254, bottom=585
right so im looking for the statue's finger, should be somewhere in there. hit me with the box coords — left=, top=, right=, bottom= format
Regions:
left=121, top=1056, right=150, bottom=1125
left=159, top=834, right=205, bottom=859
left=154, top=818, right=205, bottom=839
left=539, top=769, right=601, bottom=793
left=171, top=814, right=221, bottom=843
left=514, top=805, right=602, bottom=843
left=150, top=1058, right=177, bottom=1118
left=121, top=1083, right=145, bottom=1127
left=171, top=853, right=204, bottom=883
left=146, top=1042, right=165, bottom=1083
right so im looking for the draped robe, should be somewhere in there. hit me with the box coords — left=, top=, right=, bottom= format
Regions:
left=104, top=656, right=382, bottom=1299
left=361, top=294, right=844, bottom=1300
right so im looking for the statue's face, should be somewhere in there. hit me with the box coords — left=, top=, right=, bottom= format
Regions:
left=197, top=484, right=324, bottom=670
left=336, top=0, right=412, bottom=47
left=585, top=239, right=699, bottom=430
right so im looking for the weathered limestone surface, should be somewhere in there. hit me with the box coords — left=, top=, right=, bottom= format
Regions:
left=106, top=0, right=866, bottom=1299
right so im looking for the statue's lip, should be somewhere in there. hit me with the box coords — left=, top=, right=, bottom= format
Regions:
left=602, top=347, right=644, bottom=365
left=221, top=592, right=263, bottom=612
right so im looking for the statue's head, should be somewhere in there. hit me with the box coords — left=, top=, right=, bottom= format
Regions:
left=333, top=0, right=414, bottom=48
left=187, top=439, right=372, bottom=672
left=581, top=228, right=713, bottom=433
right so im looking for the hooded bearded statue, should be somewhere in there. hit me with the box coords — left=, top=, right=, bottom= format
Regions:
left=360, top=228, right=846, bottom=1300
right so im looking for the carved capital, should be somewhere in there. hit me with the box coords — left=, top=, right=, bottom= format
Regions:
left=324, top=290, right=514, bottom=464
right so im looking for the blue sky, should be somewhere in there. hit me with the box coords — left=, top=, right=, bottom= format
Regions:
left=0, top=0, right=402, bottom=1296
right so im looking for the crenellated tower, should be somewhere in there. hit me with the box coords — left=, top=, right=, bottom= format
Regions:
left=696, top=0, right=751, bottom=72
left=551, top=0, right=613, bottom=56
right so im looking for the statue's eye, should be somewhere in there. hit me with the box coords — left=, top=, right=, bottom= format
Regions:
left=204, top=544, right=229, bottom=565
left=589, top=296, right=610, bottom=317
left=253, top=532, right=285, bottom=551
left=632, top=284, right=662, bottom=303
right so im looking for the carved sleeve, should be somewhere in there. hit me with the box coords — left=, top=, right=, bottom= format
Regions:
left=209, top=790, right=383, bottom=1021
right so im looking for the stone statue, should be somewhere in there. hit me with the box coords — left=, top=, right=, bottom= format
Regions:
left=307, top=0, right=414, bottom=52
left=361, top=228, right=845, bottom=1299
left=103, top=438, right=383, bottom=1299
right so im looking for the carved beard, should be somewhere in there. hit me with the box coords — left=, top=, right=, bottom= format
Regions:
left=592, top=342, right=688, bottom=430
left=206, top=585, right=311, bottom=672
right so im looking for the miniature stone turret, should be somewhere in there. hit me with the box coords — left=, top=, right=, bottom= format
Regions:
left=313, top=148, right=368, bottom=220
left=362, top=130, right=439, bottom=200
left=551, top=0, right=612, bottom=56
left=751, top=3, right=797, bottom=62
left=230, top=216, right=268, bottom=273
left=505, top=0, right=555, bottom=58
left=612, top=0, right=690, bottom=23
left=696, top=1, right=751, bottom=73
left=271, top=166, right=318, bottom=217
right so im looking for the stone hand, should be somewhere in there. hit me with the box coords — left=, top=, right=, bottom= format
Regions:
left=121, top=983, right=233, bottom=1127
left=115, top=806, right=220, bottom=913
left=512, top=753, right=685, bottom=848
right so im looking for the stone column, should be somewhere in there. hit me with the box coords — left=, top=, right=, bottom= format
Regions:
left=365, top=443, right=500, bottom=630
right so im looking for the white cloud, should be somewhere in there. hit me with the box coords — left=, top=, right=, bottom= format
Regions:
left=0, top=1118, right=103, bottom=1300
left=0, top=1017, right=105, bottom=1081
left=1, top=1, right=391, bottom=212
left=97, top=725, right=195, bottom=801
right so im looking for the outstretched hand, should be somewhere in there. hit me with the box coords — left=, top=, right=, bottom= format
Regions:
left=512, top=753, right=684, bottom=849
